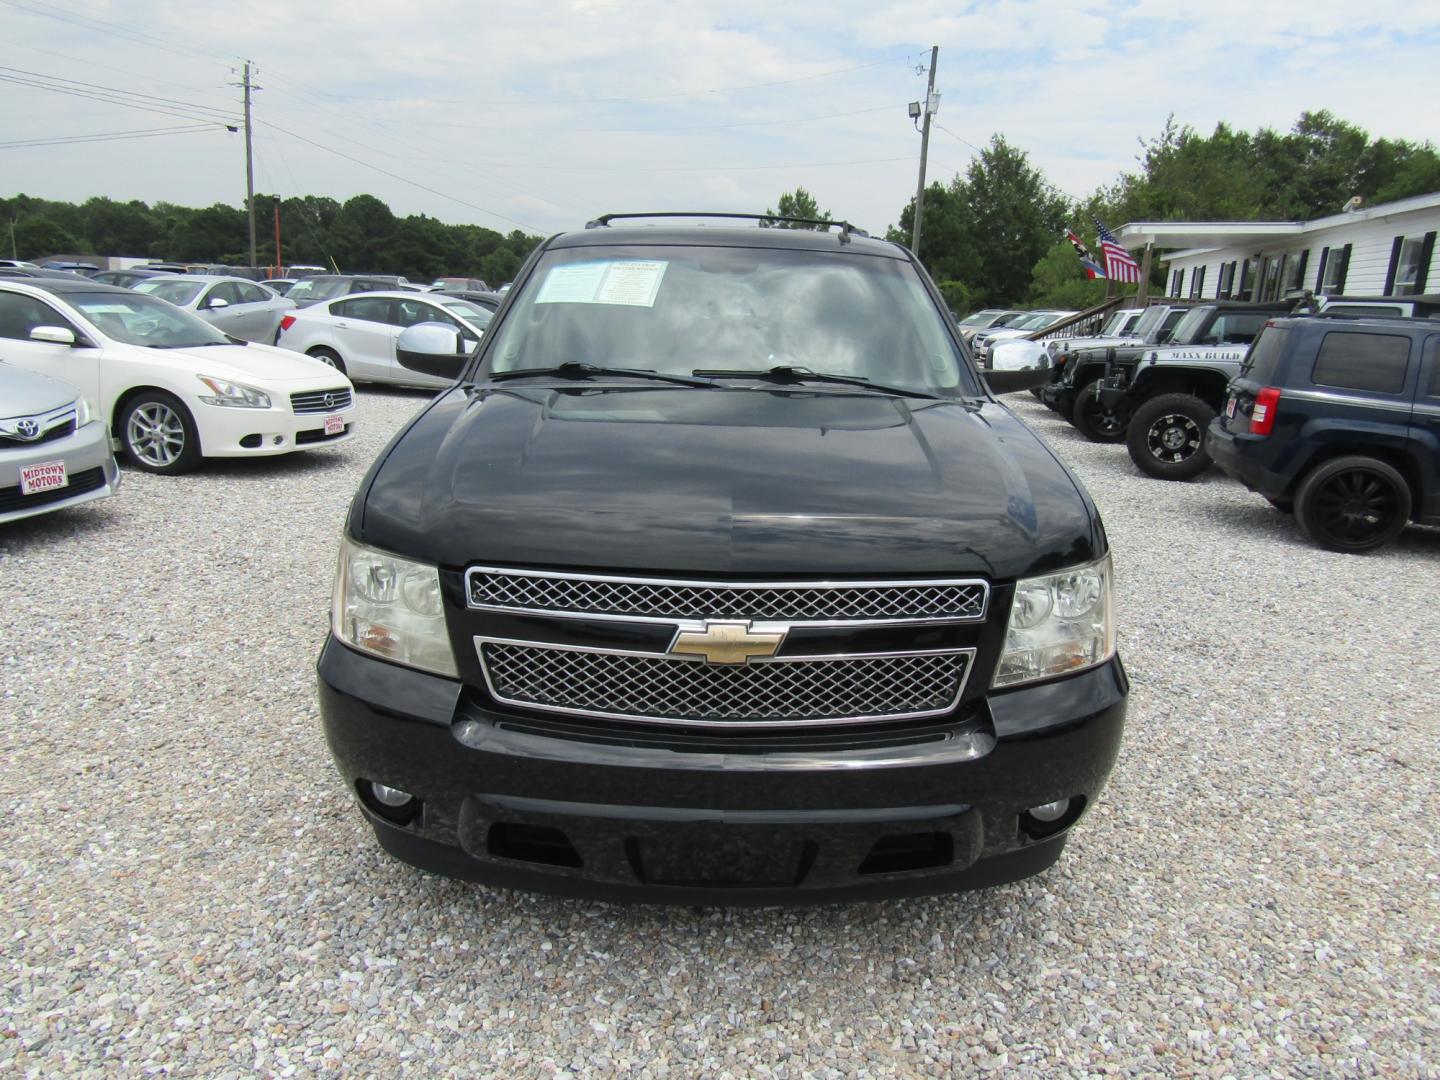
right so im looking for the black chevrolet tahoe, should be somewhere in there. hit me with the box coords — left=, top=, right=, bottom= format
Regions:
left=1209, top=314, right=1440, bottom=551
left=317, top=215, right=1129, bottom=904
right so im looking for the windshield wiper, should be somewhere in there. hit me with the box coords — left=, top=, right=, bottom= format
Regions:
left=487, top=362, right=714, bottom=387
left=692, top=365, right=942, bottom=400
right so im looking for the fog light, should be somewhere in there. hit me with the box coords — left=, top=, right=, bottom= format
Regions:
left=1027, top=798, right=1070, bottom=823
left=369, top=782, right=413, bottom=808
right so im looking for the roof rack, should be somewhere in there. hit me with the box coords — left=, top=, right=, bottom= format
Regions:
left=584, top=212, right=869, bottom=243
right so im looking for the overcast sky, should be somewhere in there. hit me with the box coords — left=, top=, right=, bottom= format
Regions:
left=3, top=0, right=1438, bottom=241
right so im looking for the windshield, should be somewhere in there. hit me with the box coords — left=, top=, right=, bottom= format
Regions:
left=1008, top=312, right=1053, bottom=331
left=958, top=309, right=1002, bottom=327
left=287, top=278, right=349, bottom=302
left=134, top=279, right=203, bottom=306
left=484, top=244, right=976, bottom=395
left=1169, top=306, right=1216, bottom=345
left=68, top=291, right=231, bottom=348
left=439, top=299, right=494, bottom=327
left=1130, top=306, right=1167, bottom=337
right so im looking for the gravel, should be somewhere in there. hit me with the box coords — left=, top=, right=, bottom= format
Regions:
left=2, top=387, right=1437, bottom=1077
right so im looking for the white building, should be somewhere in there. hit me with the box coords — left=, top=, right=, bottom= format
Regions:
left=1115, top=191, right=1439, bottom=302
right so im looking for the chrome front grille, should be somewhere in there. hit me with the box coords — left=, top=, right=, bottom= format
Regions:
left=467, top=568, right=988, bottom=623
left=289, top=388, right=353, bottom=414
left=0, top=404, right=78, bottom=446
left=480, top=642, right=971, bottom=727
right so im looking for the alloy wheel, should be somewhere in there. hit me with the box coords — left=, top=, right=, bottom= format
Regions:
left=1145, top=413, right=1201, bottom=463
left=126, top=401, right=186, bottom=467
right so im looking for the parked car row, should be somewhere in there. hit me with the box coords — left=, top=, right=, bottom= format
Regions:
left=1014, top=295, right=1440, bottom=552
left=0, top=275, right=359, bottom=524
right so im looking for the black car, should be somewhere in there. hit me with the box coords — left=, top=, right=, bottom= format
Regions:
left=317, top=214, right=1128, bottom=904
left=1040, top=303, right=1188, bottom=419
left=1209, top=314, right=1440, bottom=551
left=1070, top=302, right=1291, bottom=442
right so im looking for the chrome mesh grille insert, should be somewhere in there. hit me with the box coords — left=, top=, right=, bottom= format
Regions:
left=467, top=570, right=987, bottom=623
left=289, top=388, right=353, bottom=414
left=480, top=643, right=970, bottom=726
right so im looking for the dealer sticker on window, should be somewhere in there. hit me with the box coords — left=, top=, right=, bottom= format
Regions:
left=20, top=460, right=68, bottom=496
left=535, top=260, right=668, bottom=308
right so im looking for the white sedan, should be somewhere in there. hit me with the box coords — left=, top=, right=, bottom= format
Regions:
left=276, top=291, right=492, bottom=387
left=134, top=274, right=295, bottom=344
left=0, top=278, right=356, bottom=475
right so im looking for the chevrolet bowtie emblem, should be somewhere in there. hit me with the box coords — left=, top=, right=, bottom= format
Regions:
left=670, top=620, right=785, bottom=665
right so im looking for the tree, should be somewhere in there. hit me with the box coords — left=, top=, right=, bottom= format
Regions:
left=1093, top=111, right=1440, bottom=226
left=964, top=136, right=1068, bottom=306
left=761, top=187, right=831, bottom=228
left=13, top=217, right=79, bottom=258
left=1027, top=239, right=1111, bottom=309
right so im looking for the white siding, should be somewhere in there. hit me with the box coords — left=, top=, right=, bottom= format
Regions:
left=1160, top=204, right=1440, bottom=299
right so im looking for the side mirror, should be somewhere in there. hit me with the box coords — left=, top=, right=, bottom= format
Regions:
left=985, top=368, right=1052, bottom=394
left=207, top=297, right=229, bottom=309
left=983, top=339, right=1053, bottom=394
left=30, top=325, right=77, bottom=346
left=396, top=321, right=470, bottom=379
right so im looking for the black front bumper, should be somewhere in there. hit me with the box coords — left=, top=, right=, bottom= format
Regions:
left=317, top=637, right=1128, bottom=905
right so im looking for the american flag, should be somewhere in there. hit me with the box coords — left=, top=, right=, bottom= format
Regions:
left=1094, top=218, right=1141, bottom=284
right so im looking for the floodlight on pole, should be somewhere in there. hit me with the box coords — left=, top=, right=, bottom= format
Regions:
left=910, top=45, right=939, bottom=258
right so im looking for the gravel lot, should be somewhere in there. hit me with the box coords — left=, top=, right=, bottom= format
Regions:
left=3, top=387, right=1437, bottom=1077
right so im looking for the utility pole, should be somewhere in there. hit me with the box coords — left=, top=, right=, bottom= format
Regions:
left=911, top=45, right=939, bottom=258
left=242, top=61, right=257, bottom=268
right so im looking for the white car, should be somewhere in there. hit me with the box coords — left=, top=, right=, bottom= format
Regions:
left=133, top=274, right=296, bottom=344
left=276, top=291, right=492, bottom=387
left=0, top=278, right=356, bottom=475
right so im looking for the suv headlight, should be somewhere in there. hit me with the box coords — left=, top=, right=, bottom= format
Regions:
left=332, top=537, right=458, bottom=677
left=196, top=375, right=271, bottom=408
left=993, top=554, right=1115, bottom=688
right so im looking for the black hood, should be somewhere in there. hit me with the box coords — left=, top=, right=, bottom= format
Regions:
left=357, top=386, right=1100, bottom=580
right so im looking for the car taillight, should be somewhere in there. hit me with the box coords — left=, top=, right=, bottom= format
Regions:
left=279, top=314, right=297, bottom=332
left=1250, top=386, right=1281, bottom=436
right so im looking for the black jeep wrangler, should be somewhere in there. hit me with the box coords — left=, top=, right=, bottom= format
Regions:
left=1040, top=303, right=1188, bottom=421
left=1209, top=314, right=1440, bottom=552
left=316, top=213, right=1128, bottom=904
left=1076, top=302, right=1293, bottom=453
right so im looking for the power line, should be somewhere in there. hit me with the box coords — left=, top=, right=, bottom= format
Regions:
left=408, top=153, right=915, bottom=174
left=0, top=65, right=236, bottom=119
left=0, top=124, right=217, bottom=149
left=259, top=119, right=543, bottom=234
left=269, top=52, right=914, bottom=108
left=0, top=0, right=239, bottom=66
left=0, top=70, right=237, bottom=127
left=256, top=70, right=581, bottom=218
left=373, top=101, right=907, bottom=134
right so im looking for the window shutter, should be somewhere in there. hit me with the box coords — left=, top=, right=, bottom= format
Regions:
left=1383, top=236, right=1404, bottom=294
left=1314, top=248, right=1329, bottom=291
left=1415, top=232, right=1436, bottom=293
left=1337, top=244, right=1352, bottom=292
left=1295, top=250, right=1309, bottom=291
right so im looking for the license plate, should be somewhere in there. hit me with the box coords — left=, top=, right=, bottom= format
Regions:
left=324, top=414, right=345, bottom=435
left=20, top=460, right=68, bottom=496
left=1225, top=396, right=1237, bottom=419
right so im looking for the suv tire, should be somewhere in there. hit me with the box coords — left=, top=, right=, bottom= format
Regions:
left=1071, top=386, right=1126, bottom=443
left=1294, top=455, right=1411, bottom=553
left=1126, top=393, right=1216, bottom=481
